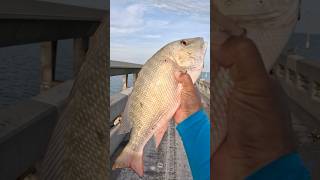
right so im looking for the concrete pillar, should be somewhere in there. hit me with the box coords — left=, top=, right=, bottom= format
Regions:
left=122, top=74, right=128, bottom=90
left=73, top=37, right=89, bottom=77
left=133, top=73, right=138, bottom=85
left=40, top=41, right=57, bottom=91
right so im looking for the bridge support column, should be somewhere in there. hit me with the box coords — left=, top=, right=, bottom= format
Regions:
left=133, top=73, right=138, bottom=85
left=40, top=41, right=57, bottom=92
left=73, top=37, right=89, bottom=76
left=122, top=74, right=128, bottom=90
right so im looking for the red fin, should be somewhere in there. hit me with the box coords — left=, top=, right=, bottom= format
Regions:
left=112, top=146, right=144, bottom=177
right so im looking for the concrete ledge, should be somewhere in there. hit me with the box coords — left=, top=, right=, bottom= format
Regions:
left=33, top=80, right=73, bottom=113
left=110, top=125, right=127, bottom=156
left=110, top=88, right=132, bottom=156
left=0, top=20, right=99, bottom=47
left=110, top=88, right=132, bottom=125
left=0, top=100, right=57, bottom=180
left=0, top=80, right=73, bottom=180
left=274, top=54, right=320, bottom=122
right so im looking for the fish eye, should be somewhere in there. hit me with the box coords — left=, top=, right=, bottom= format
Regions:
left=180, top=40, right=187, bottom=46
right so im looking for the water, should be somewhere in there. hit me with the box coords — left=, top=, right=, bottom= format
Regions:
left=284, top=33, right=320, bottom=60
left=0, top=40, right=73, bottom=109
left=0, top=33, right=319, bottom=108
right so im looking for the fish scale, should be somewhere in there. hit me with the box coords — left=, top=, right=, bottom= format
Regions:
left=113, top=37, right=206, bottom=177
left=128, top=58, right=179, bottom=151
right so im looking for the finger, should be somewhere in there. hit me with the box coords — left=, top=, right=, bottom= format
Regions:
left=174, top=71, right=191, bottom=84
left=174, top=71, right=195, bottom=91
left=219, top=36, right=269, bottom=84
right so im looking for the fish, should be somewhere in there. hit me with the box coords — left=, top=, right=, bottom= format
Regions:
left=112, top=37, right=207, bottom=176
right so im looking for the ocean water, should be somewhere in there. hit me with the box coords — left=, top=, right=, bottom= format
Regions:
left=0, top=39, right=73, bottom=109
left=0, top=33, right=319, bottom=108
left=284, top=33, right=320, bottom=60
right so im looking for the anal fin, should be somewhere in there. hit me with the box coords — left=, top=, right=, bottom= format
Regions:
left=154, top=120, right=169, bottom=149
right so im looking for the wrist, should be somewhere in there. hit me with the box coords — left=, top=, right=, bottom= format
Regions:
left=175, top=105, right=201, bottom=124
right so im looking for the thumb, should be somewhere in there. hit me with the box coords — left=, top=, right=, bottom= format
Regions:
left=174, top=71, right=194, bottom=90
left=219, top=36, right=269, bottom=87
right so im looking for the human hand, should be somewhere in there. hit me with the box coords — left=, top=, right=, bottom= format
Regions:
left=212, top=36, right=295, bottom=179
left=173, top=71, right=202, bottom=124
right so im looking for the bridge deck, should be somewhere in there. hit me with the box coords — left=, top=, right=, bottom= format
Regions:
left=111, top=87, right=210, bottom=180
left=290, top=99, right=320, bottom=179
left=111, top=120, right=193, bottom=180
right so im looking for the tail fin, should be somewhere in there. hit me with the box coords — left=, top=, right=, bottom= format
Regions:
left=112, top=146, right=144, bottom=177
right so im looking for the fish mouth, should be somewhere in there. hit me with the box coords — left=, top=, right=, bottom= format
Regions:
left=183, top=41, right=207, bottom=72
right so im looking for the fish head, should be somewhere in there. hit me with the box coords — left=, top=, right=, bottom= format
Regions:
left=164, top=37, right=207, bottom=83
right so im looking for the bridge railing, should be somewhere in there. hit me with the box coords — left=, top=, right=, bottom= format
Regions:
left=273, top=54, right=320, bottom=122
left=0, top=80, right=73, bottom=180
left=110, top=61, right=142, bottom=156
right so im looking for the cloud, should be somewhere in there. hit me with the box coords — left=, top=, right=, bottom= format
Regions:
left=110, top=0, right=210, bottom=71
left=142, top=34, right=161, bottom=39
left=111, top=4, right=146, bottom=34
left=148, top=0, right=209, bottom=16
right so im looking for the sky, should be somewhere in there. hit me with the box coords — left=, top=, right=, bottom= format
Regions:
left=110, top=0, right=210, bottom=72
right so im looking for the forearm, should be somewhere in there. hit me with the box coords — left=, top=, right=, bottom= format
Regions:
left=176, top=109, right=210, bottom=180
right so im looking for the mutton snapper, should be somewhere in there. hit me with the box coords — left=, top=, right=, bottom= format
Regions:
left=112, top=37, right=207, bottom=176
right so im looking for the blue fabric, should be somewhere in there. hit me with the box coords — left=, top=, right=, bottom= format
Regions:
left=176, top=109, right=210, bottom=180
left=246, top=153, right=311, bottom=180
left=176, top=109, right=310, bottom=180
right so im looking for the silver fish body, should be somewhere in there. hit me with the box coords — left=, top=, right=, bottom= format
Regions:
left=113, top=37, right=207, bottom=176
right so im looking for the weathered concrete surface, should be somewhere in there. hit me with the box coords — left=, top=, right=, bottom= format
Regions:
left=110, top=60, right=142, bottom=76
left=289, top=98, right=320, bottom=180
left=0, top=100, right=58, bottom=180
left=0, top=0, right=107, bottom=20
left=33, top=80, right=73, bottom=113
left=0, top=20, right=100, bottom=48
left=275, top=55, right=320, bottom=123
left=274, top=54, right=320, bottom=179
left=111, top=120, right=193, bottom=180
left=0, top=80, right=74, bottom=180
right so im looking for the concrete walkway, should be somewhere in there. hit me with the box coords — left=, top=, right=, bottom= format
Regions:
left=290, top=98, right=320, bottom=180
left=111, top=120, right=193, bottom=180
